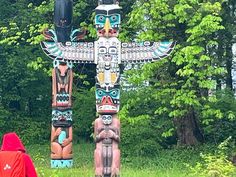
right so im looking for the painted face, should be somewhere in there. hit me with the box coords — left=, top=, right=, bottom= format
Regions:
left=95, top=37, right=121, bottom=87
left=101, top=115, right=113, bottom=125
left=52, top=109, right=72, bottom=127
left=95, top=4, right=121, bottom=37
left=96, top=84, right=120, bottom=114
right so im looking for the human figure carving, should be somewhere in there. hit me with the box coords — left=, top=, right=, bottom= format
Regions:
left=51, top=126, right=73, bottom=159
left=94, top=114, right=120, bottom=177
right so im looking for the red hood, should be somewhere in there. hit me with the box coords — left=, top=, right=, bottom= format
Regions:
left=1, top=132, right=26, bottom=152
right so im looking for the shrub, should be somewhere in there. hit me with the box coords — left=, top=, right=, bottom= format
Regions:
left=187, top=137, right=236, bottom=177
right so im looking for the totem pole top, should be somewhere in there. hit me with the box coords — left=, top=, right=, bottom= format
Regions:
left=41, top=0, right=175, bottom=64
left=98, top=0, right=119, bottom=5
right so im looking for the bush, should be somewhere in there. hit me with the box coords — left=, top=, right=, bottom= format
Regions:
left=73, top=88, right=96, bottom=142
left=187, top=137, right=236, bottom=177
left=202, top=89, right=236, bottom=143
left=120, top=87, right=177, bottom=159
left=121, top=119, right=163, bottom=157
left=1, top=114, right=50, bottom=145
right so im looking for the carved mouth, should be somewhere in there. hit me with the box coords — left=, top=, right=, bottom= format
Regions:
left=97, top=105, right=119, bottom=113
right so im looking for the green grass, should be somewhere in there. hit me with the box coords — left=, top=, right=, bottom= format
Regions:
left=25, top=143, right=227, bottom=177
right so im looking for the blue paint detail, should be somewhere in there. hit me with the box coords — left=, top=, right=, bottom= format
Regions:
left=49, top=29, right=57, bottom=42
left=57, top=50, right=63, bottom=57
left=153, top=50, right=162, bottom=57
left=161, top=41, right=171, bottom=45
left=157, top=47, right=164, bottom=53
left=96, top=88, right=120, bottom=100
left=51, top=160, right=73, bottom=168
left=95, top=15, right=106, bottom=25
left=109, top=14, right=121, bottom=26
left=159, top=45, right=168, bottom=50
left=95, top=14, right=121, bottom=26
left=58, top=131, right=67, bottom=144
left=47, top=44, right=57, bottom=49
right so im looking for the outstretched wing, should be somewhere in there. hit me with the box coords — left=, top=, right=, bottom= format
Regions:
left=40, top=41, right=95, bottom=63
left=121, top=41, right=176, bottom=63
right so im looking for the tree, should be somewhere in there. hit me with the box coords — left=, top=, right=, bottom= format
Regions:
left=122, top=0, right=227, bottom=145
left=215, top=0, right=236, bottom=90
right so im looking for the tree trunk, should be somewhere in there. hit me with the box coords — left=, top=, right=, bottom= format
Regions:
left=173, top=109, right=204, bottom=146
left=226, top=43, right=233, bottom=90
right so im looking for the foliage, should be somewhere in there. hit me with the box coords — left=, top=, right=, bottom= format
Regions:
left=0, top=105, right=12, bottom=139
left=128, top=0, right=225, bottom=115
left=121, top=0, right=234, bottom=145
left=187, top=137, right=236, bottom=177
left=120, top=89, right=176, bottom=157
left=0, top=0, right=236, bottom=160
left=202, top=89, right=236, bottom=142
left=73, top=88, right=96, bottom=141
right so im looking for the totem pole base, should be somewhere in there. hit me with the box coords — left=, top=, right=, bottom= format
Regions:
left=51, top=159, right=73, bottom=168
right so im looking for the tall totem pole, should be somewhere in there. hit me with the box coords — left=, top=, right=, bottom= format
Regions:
left=40, top=0, right=175, bottom=175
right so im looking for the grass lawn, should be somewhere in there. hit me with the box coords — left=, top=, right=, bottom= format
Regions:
left=26, top=142, right=231, bottom=177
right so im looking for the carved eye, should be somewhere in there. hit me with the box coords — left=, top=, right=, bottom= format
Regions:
left=110, top=15, right=118, bottom=22
left=97, top=89, right=104, bottom=96
left=65, top=111, right=71, bottom=118
left=111, top=15, right=117, bottom=21
left=107, top=115, right=112, bottom=120
left=109, top=47, right=117, bottom=54
left=99, top=47, right=107, bottom=54
left=98, top=15, right=105, bottom=22
left=102, top=115, right=112, bottom=120
left=110, top=90, right=118, bottom=97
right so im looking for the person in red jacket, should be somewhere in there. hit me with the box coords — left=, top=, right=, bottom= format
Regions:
left=0, top=132, right=38, bottom=177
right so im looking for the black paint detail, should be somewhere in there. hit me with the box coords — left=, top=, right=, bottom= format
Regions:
left=99, top=0, right=116, bottom=5
left=95, top=10, right=107, bottom=15
left=54, top=0, right=73, bottom=42
left=53, top=120, right=72, bottom=128
left=108, top=9, right=121, bottom=15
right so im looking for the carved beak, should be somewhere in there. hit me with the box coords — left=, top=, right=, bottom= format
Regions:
left=104, top=18, right=111, bottom=37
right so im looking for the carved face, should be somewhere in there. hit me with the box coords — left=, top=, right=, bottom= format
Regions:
left=52, top=109, right=72, bottom=127
left=95, top=4, right=121, bottom=37
left=101, top=115, right=112, bottom=125
left=96, top=84, right=120, bottom=114
left=95, top=37, right=121, bottom=87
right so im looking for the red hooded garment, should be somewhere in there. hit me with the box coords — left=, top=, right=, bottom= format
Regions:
left=1, top=132, right=38, bottom=177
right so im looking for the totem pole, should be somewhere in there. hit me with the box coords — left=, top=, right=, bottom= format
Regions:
left=46, top=0, right=74, bottom=168
left=40, top=0, right=175, bottom=174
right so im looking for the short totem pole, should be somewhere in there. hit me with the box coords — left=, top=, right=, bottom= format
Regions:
left=40, top=0, right=175, bottom=175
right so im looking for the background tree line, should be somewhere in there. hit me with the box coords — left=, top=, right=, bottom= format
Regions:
left=0, top=0, right=236, bottom=157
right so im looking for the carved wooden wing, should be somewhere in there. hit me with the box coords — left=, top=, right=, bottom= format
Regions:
left=40, top=41, right=95, bottom=63
left=121, top=41, right=176, bottom=63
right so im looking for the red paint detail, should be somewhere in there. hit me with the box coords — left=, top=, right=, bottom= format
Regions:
left=56, top=102, right=69, bottom=107
left=98, top=110, right=117, bottom=114
left=101, top=96, right=113, bottom=105
left=97, top=29, right=118, bottom=37
left=58, top=65, right=68, bottom=76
